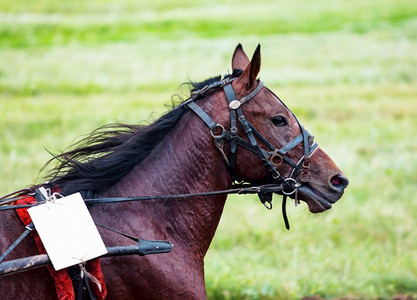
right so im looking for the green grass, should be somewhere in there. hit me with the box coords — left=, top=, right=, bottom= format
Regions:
left=1, top=0, right=417, bottom=299
left=1, top=0, right=416, bottom=48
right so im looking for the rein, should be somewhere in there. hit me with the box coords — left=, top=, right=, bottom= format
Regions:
left=0, top=184, right=285, bottom=210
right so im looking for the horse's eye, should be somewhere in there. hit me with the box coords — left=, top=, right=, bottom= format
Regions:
left=272, top=116, right=287, bottom=127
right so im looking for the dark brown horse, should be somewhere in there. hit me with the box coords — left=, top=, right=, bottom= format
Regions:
left=0, top=44, right=348, bottom=299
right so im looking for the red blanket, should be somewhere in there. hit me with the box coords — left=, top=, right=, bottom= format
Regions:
left=15, top=194, right=107, bottom=300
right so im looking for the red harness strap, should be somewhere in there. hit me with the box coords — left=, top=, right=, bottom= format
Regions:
left=15, top=195, right=107, bottom=300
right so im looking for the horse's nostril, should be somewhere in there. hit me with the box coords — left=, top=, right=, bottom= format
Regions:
left=330, top=174, right=349, bottom=191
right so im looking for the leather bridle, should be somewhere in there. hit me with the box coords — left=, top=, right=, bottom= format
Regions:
left=185, top=75, right=319, bottom=229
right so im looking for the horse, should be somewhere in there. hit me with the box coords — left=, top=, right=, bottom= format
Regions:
left=0, top=44, right=348, bottom=299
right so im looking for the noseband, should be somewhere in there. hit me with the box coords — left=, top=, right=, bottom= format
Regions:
left=185, top=75, right=318, bottom=229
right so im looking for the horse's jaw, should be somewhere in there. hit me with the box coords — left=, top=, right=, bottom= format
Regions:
left=296, top=185, right=345, bottom=213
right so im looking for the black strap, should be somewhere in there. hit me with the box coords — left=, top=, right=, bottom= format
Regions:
left=301, top=125, right=310, bottom=158
left=68, top=265, right=97, bottom=300
left=0, top=222, right=34, bottom=263
left=223, top=83, right=239, bottom=180
left=95, top=222, right=139, bottom=242
left=224, top=82, right=280, bottom=182
left=186, top=101, right=217, bottom=130
left=238, top=81, right=264, bottom=105
left=95, top=223, right=173, bottom=256
left=282, top=195, right=290, bottom=230
left=0, top=185, right=286, bottom=211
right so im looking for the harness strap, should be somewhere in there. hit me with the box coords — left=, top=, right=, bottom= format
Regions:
left=282, top=195, right=290, bottom=230
left=0, top=184, right=287, bottom=211
left=186, top=101, right=217, bottom=130
left=290, top=141, right=319, bottom=180
left=94, top=223, right=174, bottom=256
left=0, top=189, right=46, bottom=263
left=238, top=81, right=265, bottom=105
left=247, top=123, right=276, bottom=151
left=301, top=125, right=310, bottom=157
left=223, top=83, right=239, bottom=180
left=223, top=81, right=282, bottom=182
left=0, top=222, right=34, bottom=263
left=186, top=100, right=233, bottom=168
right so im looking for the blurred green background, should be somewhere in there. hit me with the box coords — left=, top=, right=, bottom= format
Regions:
left=1, top=0, right=416, bottom=299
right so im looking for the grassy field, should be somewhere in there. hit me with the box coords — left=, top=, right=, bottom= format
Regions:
left=1, top=0, right=417, bottom=299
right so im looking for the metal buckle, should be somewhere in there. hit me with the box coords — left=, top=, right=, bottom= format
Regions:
left=272, top=171, right=281, bottom=180
left=210, top=124, right=225, bottom=139
left=269, top=150, right=284, bottom=167
left=300, top=172, right=311, bottom=183
left=302, top=158, right=310, bottom=169
left=282, top=178, right=300, bottom=196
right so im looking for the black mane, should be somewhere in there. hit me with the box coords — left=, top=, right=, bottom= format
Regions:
left=44, top=107, right=186, bottom=198
left=190, top=69, right=242, bottom=92
left=43, top=70, right=242, bottom=198
left=190, top=75, right=222, bottom=91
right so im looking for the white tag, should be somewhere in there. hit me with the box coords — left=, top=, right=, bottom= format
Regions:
left=28, top=192, right=107, bottom=270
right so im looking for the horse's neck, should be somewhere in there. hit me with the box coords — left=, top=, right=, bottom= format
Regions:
left=98, top=109, right=231, bottom=257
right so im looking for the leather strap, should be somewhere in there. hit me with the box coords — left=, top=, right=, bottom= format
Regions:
left=223, top=83, right=239, bottom=180
left=0, top=222, right=34, bottom=263
left=186, top=101, right=217, bottom=130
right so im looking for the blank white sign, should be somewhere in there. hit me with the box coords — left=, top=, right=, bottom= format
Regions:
left=28, top=192, right=107, bottom=270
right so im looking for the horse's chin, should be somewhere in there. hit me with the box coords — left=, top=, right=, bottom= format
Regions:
left=297, top=185, right=340, bottom=214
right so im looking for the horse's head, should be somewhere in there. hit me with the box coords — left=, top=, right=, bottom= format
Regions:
left=219, top=44, right=348, bottom=214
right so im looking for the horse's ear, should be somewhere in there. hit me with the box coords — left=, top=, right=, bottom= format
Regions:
left=232, top=43, right=250, bottom=71
left=237, top=44, right=261, bottom=90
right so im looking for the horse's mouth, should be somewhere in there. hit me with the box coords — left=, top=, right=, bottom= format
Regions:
left=296, top=185, right=338, bottom=213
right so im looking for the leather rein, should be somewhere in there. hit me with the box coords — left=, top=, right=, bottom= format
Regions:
left=0, top=75, right=318, bottom=230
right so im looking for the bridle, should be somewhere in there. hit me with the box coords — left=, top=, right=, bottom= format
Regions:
left=185, top=75, right=319, bottom=229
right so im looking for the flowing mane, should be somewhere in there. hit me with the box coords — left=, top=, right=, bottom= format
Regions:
left=43, top=71, right=241, bottom=198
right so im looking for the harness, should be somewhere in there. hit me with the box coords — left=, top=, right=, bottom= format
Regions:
left=185, top=75, right=318, bottom=229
